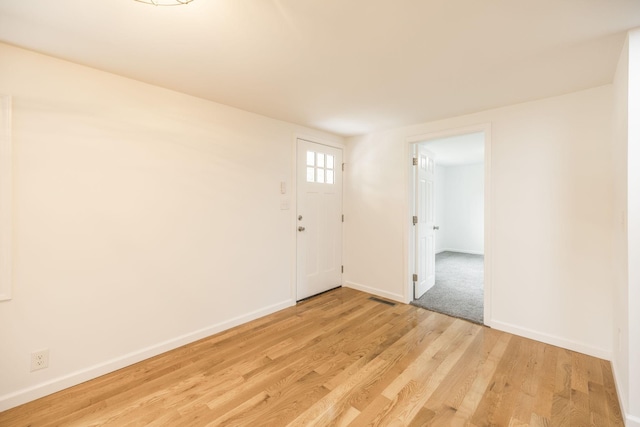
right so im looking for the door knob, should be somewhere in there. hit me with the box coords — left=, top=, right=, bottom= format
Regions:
left=298, top=226, right=306, bottom=232
left=433, top=226, right=440, bottom=230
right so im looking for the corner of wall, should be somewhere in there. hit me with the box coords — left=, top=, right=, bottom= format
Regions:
left=343, top=281, right=405, bottom=304
left=611, top=358, right=640, bottom=427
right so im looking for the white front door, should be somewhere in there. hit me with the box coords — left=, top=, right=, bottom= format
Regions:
left=414, top=145, right=436, bottom=299
left=296, top=139, right=343, bottom=300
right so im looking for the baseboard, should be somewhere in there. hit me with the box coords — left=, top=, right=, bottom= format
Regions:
left=344, top=281, right=405, bottom=304
left=627, top=415, right=640, bottom=427
left=0, top=299, right=295, bottom=412
left=489, top=319, right=611, bottom=360
left=611, top=359, right=640, bottom=427
left=440, top=248, right=484, bottom=255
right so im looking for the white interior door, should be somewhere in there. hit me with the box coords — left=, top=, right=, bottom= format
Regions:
left=414, top=145, right=436, bottom=299
left=296, top=139, right=343, bottom=300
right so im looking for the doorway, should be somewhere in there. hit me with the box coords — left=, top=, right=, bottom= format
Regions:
left=408, top=127, right=490, bottom=325
left=296, top=138, right=343, bottom=301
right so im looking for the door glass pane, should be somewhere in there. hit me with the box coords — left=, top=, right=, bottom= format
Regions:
left=317, top=168, right=325, bottom=183
left=306, top=151, right=315, bottom=166
left=326, top=170, right=334, bottom=184
left=326, top=155, right=334, bottom=170
left=317, top=153, right=325, bottom=168
left=306, top=167, right=315, bottom=182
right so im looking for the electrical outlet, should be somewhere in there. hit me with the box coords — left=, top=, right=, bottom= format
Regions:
left=30, top=349, right=49, bottom=372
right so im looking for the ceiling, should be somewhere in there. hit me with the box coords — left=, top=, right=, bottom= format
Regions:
left=1, top=0, right=639, bottom=137
left=422, top=132, right=484, bottom=166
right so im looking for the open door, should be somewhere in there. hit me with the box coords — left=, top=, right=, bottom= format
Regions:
left=414, top=144, right=436, bottom=299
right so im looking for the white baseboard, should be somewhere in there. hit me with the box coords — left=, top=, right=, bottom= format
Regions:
left=0, top=299, right=295, bottom=412
left=489, top=319, right=611, bottom=360
left=611, top=359, right=640, bottom=427
left=627, top=415, right=640, bottom=427
left=344, top=280, right=609, bottom=361
left=344, top=281, right=405, bottom=304
left=439, top=248, right=484, bottom=255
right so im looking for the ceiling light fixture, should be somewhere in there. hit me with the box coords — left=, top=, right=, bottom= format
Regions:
left=134, top=0, right=193, bottom=5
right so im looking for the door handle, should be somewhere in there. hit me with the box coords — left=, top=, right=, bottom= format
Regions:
left=298, top=226, right=306, bottom=232
left=433, top=226, right=439, bottom=230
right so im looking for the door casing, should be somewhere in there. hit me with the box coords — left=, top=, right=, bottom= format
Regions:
left=405, top=124, right=492, bottom=325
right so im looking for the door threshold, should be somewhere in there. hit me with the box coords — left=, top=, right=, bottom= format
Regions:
left=296, top=286, right=342, bottom=303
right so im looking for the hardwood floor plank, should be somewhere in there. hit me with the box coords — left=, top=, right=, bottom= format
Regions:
left=319, top=311, right=448, bottom=421
left=407, top=405, right=437, bottom=426
left=423, top=327, right=500, bottom=415
left=531, top=344, right=559, bottom=421
left=450, top=332, right=511, bottom=426
left=380, top=318, right=471, bottom=399
left=330, top=405, right=361, bottom=427
left=345, top=311, right=447, bottom=411
left=469, top=335, right=528, bottom=426
left=584, top=352, right=605, bottom=386
left=571, top=352, right=591, bottom=394
left=570, top=389, right=591, bottom=426
left=550, top=394, right=571, bottom=426
left=588, top=381, right=609, bottom=427
left=529, top=411, right=552, bottom=427
left=508, top=340, right=547, bottom=425
left=0, top=288, right=624, bottom=427
left=186, top=297, right=386, bottom=413
left=286, top=358, right=388, bottom=426
left=346, top=394, right=393, bottom=427
left=371, top=322, right=479, bottom=425
left=555, top=348, right=574, bottom=399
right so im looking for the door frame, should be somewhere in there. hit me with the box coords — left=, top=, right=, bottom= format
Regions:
left=291, top=134, right=346, bottom=303
left=405, top=123, right=492, bottom=325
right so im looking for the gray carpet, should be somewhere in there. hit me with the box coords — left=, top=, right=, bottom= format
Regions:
left=411, top=251, right=484, bottom=324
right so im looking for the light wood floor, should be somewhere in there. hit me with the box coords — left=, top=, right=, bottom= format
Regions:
left=0, top=288, right=624, bottom=426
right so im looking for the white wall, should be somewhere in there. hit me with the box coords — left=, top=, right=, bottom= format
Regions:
left=611, top=29, right=640, bottom=427
left=344, top=85, right=614, bottom=359
left=0, top=43, right=343, bottom=410
left=436, top=163, right=484, bottom=255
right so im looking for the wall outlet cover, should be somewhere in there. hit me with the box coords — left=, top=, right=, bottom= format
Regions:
left=30, top=349, right=49, bottom=372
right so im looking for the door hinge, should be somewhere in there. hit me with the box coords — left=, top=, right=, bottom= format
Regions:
left=342, top=214, right=344, bottom=222
left=412, top=157, right=418, bottom=166
left=412, top=215, right=418, bottom=225
left=412, top=273, right=418, bottom=282
left=342, top=163, right=345, bottom=171
left=341, top=265, right=344, bottom=273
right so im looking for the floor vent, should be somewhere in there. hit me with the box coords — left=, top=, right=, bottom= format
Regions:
left=369, top=297, right=396, bottom=306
